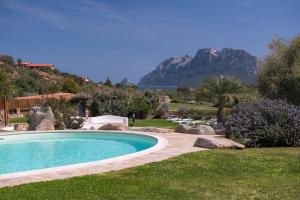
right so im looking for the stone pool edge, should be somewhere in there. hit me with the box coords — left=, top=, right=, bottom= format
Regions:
left=0, top=130, right=168, bottom=182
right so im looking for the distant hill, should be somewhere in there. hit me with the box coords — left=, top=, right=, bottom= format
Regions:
left=118, top=78, right=135, bottom=87
left=139, top=48, right=259, bottom=87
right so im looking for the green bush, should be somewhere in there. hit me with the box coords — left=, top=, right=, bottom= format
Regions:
left=72, top=86, right=160, bottom=119
left=62, top=79, right=79, bottom=93
left=44, top=99, right=83, bottom=129
left=178, top=105, right=188, bottom=117
left=225, top=99, right=300, bottom=147
left=144, top=90, right=160, bottom=109
left=129, top=97, right=151, bottom=119
left=155, top=103, right=169, bottom=118
left=9, top=117, right=28, bottom=124
left=187, top=109, right=216, bottom=120
left=258, top=36, right=300, bottom=105
left=171, top=96, right=183, bottom=103
left=178, top=107, right=230, bottom=120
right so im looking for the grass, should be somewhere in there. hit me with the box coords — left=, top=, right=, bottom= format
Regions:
left=8, top=117, right=28, bottom=124
left=0, top=148, right=299, bottom=199
left=169, top=103, right=217, bottom=112
left=129, top=119, right=177, bottom=129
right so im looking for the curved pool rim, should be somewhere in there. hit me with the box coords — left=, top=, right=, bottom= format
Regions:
left=0, top=130, right=168, bottom=179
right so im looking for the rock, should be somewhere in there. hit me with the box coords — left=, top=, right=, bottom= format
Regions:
left=99, top=123, right=128, bottom=131
left=14, top=123, right=29, bottom=131
left=176, top=124, right=215, bottom=135
left=187, top=125, right=215, bottom=135
left=28, top=106, right=55, bottom=131
left=139, top=48, right=258, bottom=87
left=175, top=124, right=191, bottom=133
left=244, top=139, right=252, bottom=147
left=194, top=136, right=245, bottom=149
left=214, top=128, right=226, bottom=135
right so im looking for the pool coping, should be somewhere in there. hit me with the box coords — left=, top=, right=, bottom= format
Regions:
left=0, top=130, right=168, bottom=180
left=0, top=130, right=205, bottom=188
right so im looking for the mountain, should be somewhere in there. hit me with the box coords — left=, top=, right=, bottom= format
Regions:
left=118, top=78, right=135, bottom=87
left=139, top=48, right=258, bottom=87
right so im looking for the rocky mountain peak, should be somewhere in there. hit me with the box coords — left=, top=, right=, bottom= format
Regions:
left=139, top=48, right=258, bottom=87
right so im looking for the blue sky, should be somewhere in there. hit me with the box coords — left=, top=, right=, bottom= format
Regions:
left=0, top=0, right=299, bottom=83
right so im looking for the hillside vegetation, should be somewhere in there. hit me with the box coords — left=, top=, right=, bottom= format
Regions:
left=0, top=55, right=90, bottom=97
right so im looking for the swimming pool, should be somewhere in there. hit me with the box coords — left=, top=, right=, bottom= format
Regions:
left=0, top=131, right=158, bottom=175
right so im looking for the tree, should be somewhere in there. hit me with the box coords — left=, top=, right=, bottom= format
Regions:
left=0, top=55, right=15, bottom=66
left=0, top=68, right=13, bottom=125
left=155, top=103, right=169, bottom=118
left=104, top=77, right=113, bottom=86
left=144, top=90, right=159, bottom=109
left=176, top=87, right=193, bottom=102
left=62, top=79, right=79, bottom=93
left=258, top=35, right=300, bottom=105
left=199, top=75, right=242, bottom=124
left=129, top=97, right=151, bottom=119
left=16, top=58, right=22, bottom=66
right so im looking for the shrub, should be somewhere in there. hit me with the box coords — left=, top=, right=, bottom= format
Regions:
left=189, top=109, right=214, bottom=120
left=44, top=99, right=84, bottom=129
left=178, top=105, right=188, bottom=117
left=89, top=88, right=132, bottom=117
left=179, top=107, right=228, bottom=120
left=73, top=86, right=143, bottom=117
left=171, top=96, right=183, bottom=103
left=144, top=90, right=160, bottom=109
left=62, top=79, right=79, bottom=93
left=129, top=97, right=151, bottom=119
left=225, top=99, right=300, bottom=147
left=155, top=103, right=169, bottom=118
left=15, top=76, right=39, bottom=96
left=0, top=55, right=15, bottom=65
left=258, top=36, right=300, bottom=105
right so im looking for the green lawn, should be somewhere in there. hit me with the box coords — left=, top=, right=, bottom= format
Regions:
left=169, top=103, right=217, bottom=112
left=8, top=117, right=28, bottom=124
left=0, top=148, right=299, bottom=199
left=130, top=119, right=177, bottom=129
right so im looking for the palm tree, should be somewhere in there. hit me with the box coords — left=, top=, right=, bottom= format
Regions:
left=200, top=75, right=242, bottom=124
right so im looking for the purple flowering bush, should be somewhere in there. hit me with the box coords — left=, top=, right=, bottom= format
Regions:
left=225, top=99, right=300, bottom=147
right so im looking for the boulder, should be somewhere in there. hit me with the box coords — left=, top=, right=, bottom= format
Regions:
left=194, top=136, right=245, bottom=149
left=176, top=124, right=215, bottom=135
left=187, top=125, right=215, bottom=135
left=98, top=123, right=128, bottom=131
left=214, top=128, right=226, bottom=135
left=28, top=106, right=55, bottom=131
left=175, top=124, right=191, bottom=133
left=14, top=123, right=29, bottom=131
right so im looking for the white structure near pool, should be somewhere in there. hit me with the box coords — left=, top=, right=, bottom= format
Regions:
left=81, top=115, right=128, bottom=129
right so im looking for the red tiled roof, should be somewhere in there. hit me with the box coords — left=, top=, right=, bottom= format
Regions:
left=19, top=62, right=32, bottom=65
left=26, top=64, right=54, bottom=67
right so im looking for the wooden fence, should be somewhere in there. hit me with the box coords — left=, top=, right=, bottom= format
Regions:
left=0, top=98, right=45, bottom=110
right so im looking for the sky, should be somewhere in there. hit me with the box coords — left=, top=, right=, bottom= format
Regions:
left=0, top=0, right=299, bottom=83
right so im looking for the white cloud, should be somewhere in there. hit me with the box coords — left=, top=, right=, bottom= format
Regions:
left=1, top=0, right=68, bottom=29
left=76, top=0, right=153, bottom=35
left=0, top=0, right=154, bottom=36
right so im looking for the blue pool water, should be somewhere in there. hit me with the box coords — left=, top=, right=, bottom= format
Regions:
left=0, top=132, right=157, bottom=174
